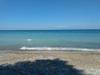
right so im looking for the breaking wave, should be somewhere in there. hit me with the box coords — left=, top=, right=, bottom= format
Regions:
left=20, top=46, right=100, bottom=51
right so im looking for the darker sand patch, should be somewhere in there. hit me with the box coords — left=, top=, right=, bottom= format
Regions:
left=0, top=59, right=84, bottom=75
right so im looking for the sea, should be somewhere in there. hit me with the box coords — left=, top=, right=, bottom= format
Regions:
left=0, top=30, right=100, bottom=51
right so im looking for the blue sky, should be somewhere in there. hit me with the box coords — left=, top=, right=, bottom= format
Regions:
left=0, top=0, right=100, bottom=30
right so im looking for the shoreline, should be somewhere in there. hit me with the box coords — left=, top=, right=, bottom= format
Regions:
left=0, top=49, right=100, bottom=53
left=1, top=46, right=100, bottom=52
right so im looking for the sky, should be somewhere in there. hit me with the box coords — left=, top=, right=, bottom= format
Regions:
left=0, top=0, right=100, bottom=30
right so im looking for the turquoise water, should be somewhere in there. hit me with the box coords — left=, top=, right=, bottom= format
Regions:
left=0, top=30, right=100, bottom=51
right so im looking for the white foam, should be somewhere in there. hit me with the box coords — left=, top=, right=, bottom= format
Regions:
left=26, top=39, right=32, bottom=42
left=20, top=46, right=100, bottom=51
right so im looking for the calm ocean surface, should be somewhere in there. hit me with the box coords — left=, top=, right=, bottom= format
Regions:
left=0, top=30, right=100, bottom=51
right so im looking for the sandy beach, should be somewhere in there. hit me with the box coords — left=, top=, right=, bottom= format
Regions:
left=0, top=50, right=100, bottom=75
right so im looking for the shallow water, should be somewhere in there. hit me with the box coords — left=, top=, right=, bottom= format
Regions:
left=0, top=30, right=100, bottom=51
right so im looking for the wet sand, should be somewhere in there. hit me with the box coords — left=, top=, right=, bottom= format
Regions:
left=0, top=50, right=100, bottom=75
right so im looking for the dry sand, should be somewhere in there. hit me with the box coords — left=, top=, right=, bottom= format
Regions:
left=0, top=50, right=100, bottom=75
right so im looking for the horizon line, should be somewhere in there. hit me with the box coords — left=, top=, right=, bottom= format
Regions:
left=0, top=29, right=100, bottom=31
